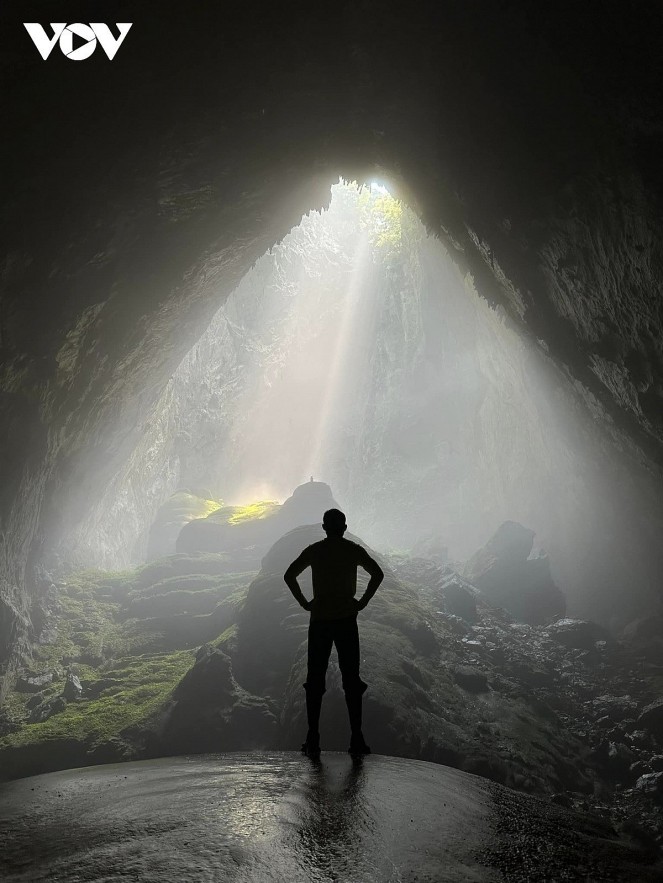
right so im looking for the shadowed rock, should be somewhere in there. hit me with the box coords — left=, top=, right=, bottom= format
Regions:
left=638, top=699, right=663, bottom=739
left=454, top=665, right=489, bottom=693
left=159, top=645, right=277, bottom=754
left=146, top=490, right=224, bottom=560
left=62, top=672, right=82, bottom=701
left=28, top=695, right=66, bottom=724
left=464, top=521, right=566, bottom=625
left=15, top=672, right=53, bottom=693
left=440, top=576, right=479, bottom=623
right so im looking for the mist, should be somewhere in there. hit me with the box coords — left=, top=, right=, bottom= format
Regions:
left=70, top=180, right=660, bottom=623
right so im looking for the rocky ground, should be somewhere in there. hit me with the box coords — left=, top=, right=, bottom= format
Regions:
left=1, top=524, right=662, bottom=868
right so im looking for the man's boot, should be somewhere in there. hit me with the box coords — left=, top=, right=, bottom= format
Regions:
left=302, top=688, right=323, bottom=758
left=345, top=690, right=371, bottom=756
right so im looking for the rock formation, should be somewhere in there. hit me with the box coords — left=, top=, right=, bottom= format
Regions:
left=146, top=490, right=223, bottom=561
left=464, top=521, right=566, bottom=625
left=175, top=481, right=338, bottom=562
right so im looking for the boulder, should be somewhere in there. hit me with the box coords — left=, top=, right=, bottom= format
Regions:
left=607, top=741, right=636, bottom=779
left=26, top=692, right=48, bottom=711
left=440, top=578, right=478, bottom=623
left=278, top=480, right=340, bottom=529
left=161, top=646, right=277, bottom=753
left=176, top=480, right=338, bottom=561
left=146, top=490, right=223, bottom=560
left=635, top=772, right=663, bottom=804
left=236, top=524, right=462, bottom=758
left=637, top=699, right=663, bottom=738
left=62, top=672, right=82, bottom=701
left=15, top=672, right=54, bottom=693
left=463, top=522, right=565, bottom=625
left=28, top=695, right=67, bottom=723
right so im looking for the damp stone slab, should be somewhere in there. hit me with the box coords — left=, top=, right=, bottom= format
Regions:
left=0, top=752, right=659, bottom=882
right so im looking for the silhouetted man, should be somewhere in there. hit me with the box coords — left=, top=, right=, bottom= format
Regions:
left=284, top=508, right=384, bottom=758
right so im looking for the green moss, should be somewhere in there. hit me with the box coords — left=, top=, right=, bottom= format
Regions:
left=0, top=552, right=262, bottom=777
left=213, top=624, right=238, bottom=649
left=130, top=553, right=233, bottom=590
left=154, top=491, right=223, bottom=523
left=32, top=570, right=127, bottom=675
left=1, top=650, right=195, bottom=750
left=129, top=571, right=252, bottom=600
left=207, top=501, right=281, bottom=525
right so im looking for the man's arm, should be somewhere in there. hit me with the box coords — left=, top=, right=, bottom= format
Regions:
left=284, top=549, right=313, bottom=611
left=356, top=548, right=384, bottom=610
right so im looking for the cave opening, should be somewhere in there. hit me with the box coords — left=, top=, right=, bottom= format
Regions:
left=59, top=178, right=657, bottom=631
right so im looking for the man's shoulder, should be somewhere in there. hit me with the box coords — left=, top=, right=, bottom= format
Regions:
left=341, top=538, right=371, bottom=558
left=304, top=540, right=327, bottom=555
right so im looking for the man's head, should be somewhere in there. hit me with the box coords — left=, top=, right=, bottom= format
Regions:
left=322, top=508, right=347, bottom=537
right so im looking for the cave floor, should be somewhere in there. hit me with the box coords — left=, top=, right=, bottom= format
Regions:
left=0, top=752, right=660, bottom=883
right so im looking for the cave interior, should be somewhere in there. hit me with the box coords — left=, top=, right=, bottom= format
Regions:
left=1, top=0, right=663, bottom=870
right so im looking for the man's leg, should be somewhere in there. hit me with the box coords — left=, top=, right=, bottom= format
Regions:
left=335, top=616, right=369, bottom=753
left=303, top=619, right=333, bottom=753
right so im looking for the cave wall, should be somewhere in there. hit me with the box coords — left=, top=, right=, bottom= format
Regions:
left=2, top=1, right=663, bottom=693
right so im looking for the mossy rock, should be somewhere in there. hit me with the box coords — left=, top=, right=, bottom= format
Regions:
left=146, top=491, right=223, bottom=560
left=131, top=553, right=234, bottom=591
left=0, top=553, right=256, bottom=779
left=205, top=501, right=281, bottom=525
left=175, top=481, right=339, bottom=559
left=233, top=525, right=444, bottom=748
left=123, top=571, right=252, bottom=622
left=0, top=650, right=196, bottom=780
left=158, top=646, right=278, bottom=754
left=126, top=588, right=229, bottom=620
left=123, top=592, right=246, bottom=654
left=126, top=571, right=253, bottom=610
left=176, top=509, right=282, bottom=556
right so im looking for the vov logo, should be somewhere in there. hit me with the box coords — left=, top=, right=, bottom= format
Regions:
left=23, top=23, right=132, bottom=61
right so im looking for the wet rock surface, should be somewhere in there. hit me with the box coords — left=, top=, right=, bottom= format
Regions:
left=0, top=753, right=660, bottom=883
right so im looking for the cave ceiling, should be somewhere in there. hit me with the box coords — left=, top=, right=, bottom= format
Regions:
left=1, top=0, right=662, bottom=609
